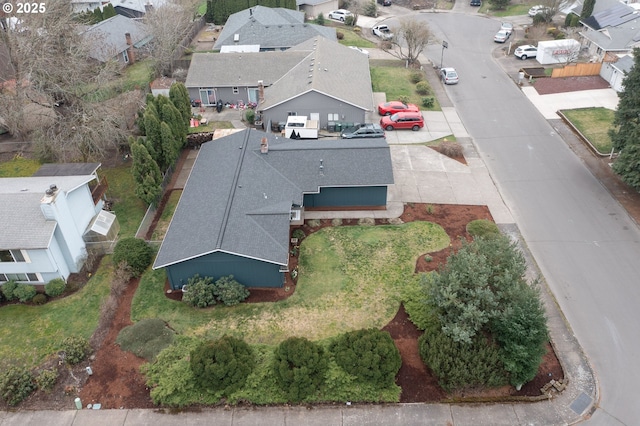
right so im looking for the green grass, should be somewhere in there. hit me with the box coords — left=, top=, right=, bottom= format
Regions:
left=0, top=156, right=41, bottom=177
left=337, top=28, right=376, bottom=48
left=561, top=107, right=615, bottom=154
left=151, top=190, right=182, bottom=241
left=188, top=120, right=235, bottom=134
left=116, top=318, right=175, bottom=361
left=371, top=66, right=441, bottom=111
left=102, top=163, right=147, bottom=237
left=0, top=258, right=112, bottom=369
left=487, top=4, right=531, bottom=16
left=132, top=222, right=449, bottom=344
left=85, top=60, right=154, bottom=102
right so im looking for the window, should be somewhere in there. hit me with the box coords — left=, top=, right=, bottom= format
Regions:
left=287, top=111, right=297, bottom=116
left=0, top=250, right=26, bottom=263
left=0, top=273, right=41, bottom=283
left=328, top=113, right=339, bottom=121
left=122, top=49, right=129, bottom=64
left=232, top=87, right=239, bottom=94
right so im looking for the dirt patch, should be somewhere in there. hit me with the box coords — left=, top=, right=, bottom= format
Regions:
left=533, top=75, right=611, bottom=95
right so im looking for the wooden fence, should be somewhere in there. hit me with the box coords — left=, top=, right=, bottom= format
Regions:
left=551, top=62, right=602, bottom=78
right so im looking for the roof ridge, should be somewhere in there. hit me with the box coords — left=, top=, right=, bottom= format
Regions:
left=216, top=129, right=252, bottom=249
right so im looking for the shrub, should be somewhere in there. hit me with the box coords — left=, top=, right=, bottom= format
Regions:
left=32, top=294, right=47, bottom=305
left=213, top=275, right=249, bottom=306
left=116, top=318, right=175, bottom=361
left=244, top=109, right=255, bottom=125
left=415, top=81, right=430, bottom=95
left=0, top=367, right=36, bottom=406
left=397, top=95, right=409, bottom=104
left=362, top=1, right=377, bottom=17
left=466, top=219, right=500, bottom=239
left=330, top=329, right=401, bottom=387
left=438, top=140, right=463, bottom=158
left=14, top=284, right=36, bottom=302
left=291, top=228, right=305, bottom=241
left=112, top=237, right=154, bottom=277
left=569, top=14, right=580, bottom=27
left=182, top=274, right=216, bottom=308
left=60, top=336, right=91, bottom=365
left=190, top=335, right=255, bottom=393
left=272, top=337, right=328, bottom=401
left=1, top=280, right=18, bottom=301
left=336, top=30, right=344, bottom=40
left=36, top=369, right=59, bottom=392
left=344, top=15, right=355, bottom=26
left=45, top=278, right=66, bottom=297
left=314, top=13, right=325, bottom=25
left=421, top=97, right=435, bottom=108
left=419, top=325, right=507, bottom=391
left=409, top=71, right=424, bottom=84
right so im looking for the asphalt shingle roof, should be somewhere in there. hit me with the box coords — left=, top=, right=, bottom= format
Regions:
left=581, top=18, right=640, bottom=50
left=214, top=6, right=335, bottom=50
left=0, top=176, right=95, bottom=249
left=33, top=163, right=101, bottom=177
left=259, top=36, right=374, bottom=112
left=82, top=14, right=150, bottom=62
left=153, top=129, right=393, bottom=269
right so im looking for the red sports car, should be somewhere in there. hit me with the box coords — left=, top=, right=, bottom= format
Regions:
left=377, top=101, right=420, bottom=116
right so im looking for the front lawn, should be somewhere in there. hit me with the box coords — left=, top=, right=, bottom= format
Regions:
left=0, top=258, right=112, bottom=370
left=337, top=28, right=376, bottom=48
left=487, top=4, right=531, bottom=16
left=371, top=66, right=441, bottom=110
left=561, top=107, right=615, bottom=154
left=132, top=221, right=449, bottom=343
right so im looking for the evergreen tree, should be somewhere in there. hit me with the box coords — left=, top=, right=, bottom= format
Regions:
left=102, top=4, right=117, bottom=19
left=169, top=83, right=192, bottom=128
left=131, top=139, right=162, bottom=206
left=162, top=103, right=186, bottom=149
left=92, top=7, right=103, bottom=23
left=160, top=121, right=178, bottom=171
left=610, top=48, right=640, bottom=191
left=580, top=0, right=595, bottom=19
left=143, top=105, right=163, bottom=165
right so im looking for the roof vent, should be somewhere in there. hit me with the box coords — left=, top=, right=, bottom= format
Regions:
left=233, top=33, right=239, bottom=42
left=260, top=137, right=268, bottom=154
left=49, top=184, right=58, bottom=192
left=45, top=188, right=54, bottom=196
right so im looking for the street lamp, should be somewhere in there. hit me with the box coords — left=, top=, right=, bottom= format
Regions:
left=440, top=40, right=448, bottom=69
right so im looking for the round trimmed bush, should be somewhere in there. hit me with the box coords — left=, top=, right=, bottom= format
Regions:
left=45, top=278, right=66, bottom=297
left=416, top=81, right=431, bottom=95
left=32, top=294, right=47, bottom=305
left=14, top=284, right=36, bottom=302
left=1, top=280, right=18, bottom=301
left=330, top=329, right=401, bottom=387
left=60, top=336, right=91, bottom=365
left=466, top=219, right=500, bottom=239
left=182, top=274, right=216, bottom=308
left=272, top=337, right=328, bottom=401
left=36, top=369, right=59, bottom=392
left=410, top=71, right=424, bottom=84
left=213, top=275, right=249, bottom=306
left=112, top=237, right=154, bottom=277
left=0, top=367, right=36, bottom=406
left=190, top=335, right=255, bottom=394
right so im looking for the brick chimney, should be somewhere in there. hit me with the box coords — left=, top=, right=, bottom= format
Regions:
left=258, top=80, right=264, bottom=104
left=260, top=137, right=268, bottom=154
left=125, top=33, right=136, bottom=64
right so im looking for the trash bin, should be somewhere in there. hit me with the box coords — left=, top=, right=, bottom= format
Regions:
left=328, top=121, right=336, bottom=132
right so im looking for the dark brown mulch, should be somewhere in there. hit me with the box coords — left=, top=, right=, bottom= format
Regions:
left=533, top=75, right=611, bottom=95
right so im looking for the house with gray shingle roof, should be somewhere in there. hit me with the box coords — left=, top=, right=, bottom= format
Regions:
left=185, top=36, right=373, bottom=130
left=214, top=6, right=336, bottom=52
left=576, top=0, right=640, bottom=62
left=82, top=14, right=152, bottom=65
left=153, top=129, right=393, bottom=289
left=600, top=53, right=634, bottom=91
left=0, top=164, right=118, bottom=285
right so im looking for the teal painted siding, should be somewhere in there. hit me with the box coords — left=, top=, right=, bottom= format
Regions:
left=166, top=251, right=284, bottom=290
left=304, top=186, right=387, bottom=208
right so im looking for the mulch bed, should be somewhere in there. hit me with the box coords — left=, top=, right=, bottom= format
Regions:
left=533, top=75, right=611, bottom=95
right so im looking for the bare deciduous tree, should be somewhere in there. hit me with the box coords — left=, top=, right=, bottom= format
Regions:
left=144, top=0, right=200, bottom=77
left=381, top=18, right=432, bottom=66
left=0, top=0, right=130, bottom=161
